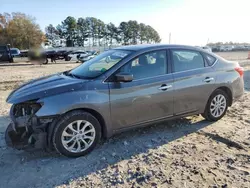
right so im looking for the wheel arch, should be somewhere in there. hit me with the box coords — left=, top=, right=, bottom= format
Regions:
left=215, top=86, right=233, bottom=106
left=202, top=86, right=231, bottom=121
left=62, top=108, right=108, bottom=138
left=47, top=107, right=108, bottom=148
left=204, top=86, right=233, bottom=112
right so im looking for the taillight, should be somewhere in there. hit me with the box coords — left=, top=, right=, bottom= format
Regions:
left=235, top=66, right=244, bottom=77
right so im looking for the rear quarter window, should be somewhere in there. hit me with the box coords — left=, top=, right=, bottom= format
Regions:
left=204, top=53, right=217, bottom=66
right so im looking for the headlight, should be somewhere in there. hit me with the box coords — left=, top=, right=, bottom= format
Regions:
left=12, top=101, right=42, bottom=118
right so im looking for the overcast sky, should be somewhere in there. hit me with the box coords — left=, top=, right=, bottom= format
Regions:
left=1, top=0, right=249, bottom=45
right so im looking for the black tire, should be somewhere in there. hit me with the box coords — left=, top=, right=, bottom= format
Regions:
left=9, top=57, right=14, bottom=63
left=202, top=89, right=229, bottom=121
left=43, top=58, right=48, bottom=64
left=65, top=56, right=71, bottom=61
left=52, top=110, right=101, bottom=157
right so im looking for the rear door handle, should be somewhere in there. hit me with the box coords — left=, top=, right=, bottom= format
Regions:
left=158, top=84, right=172, bottom=91
left=203, top=77, right=214, bottom=83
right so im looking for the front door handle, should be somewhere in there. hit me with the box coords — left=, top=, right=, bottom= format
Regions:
left=203, top=77, right=214, bottom=83
left=158, top=84, right=172, bottom=91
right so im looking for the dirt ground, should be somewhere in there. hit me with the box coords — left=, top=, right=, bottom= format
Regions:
left=215, top=51, right=249, bottom=61
left=0, top=53, right=249, bottom=188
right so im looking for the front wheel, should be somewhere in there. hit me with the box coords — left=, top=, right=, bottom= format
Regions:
left=52, top=110, right=101, bottom=157
left=42, top=58, right=48, bottom=64
left=202, top=89, right=229, bottom=121
left=65, top=56, right=71, bottom=61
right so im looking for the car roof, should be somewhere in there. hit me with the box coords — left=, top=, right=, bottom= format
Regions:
left=114, top=44, right=202, bottom=52
left=11, top=48, right=20, bottom=52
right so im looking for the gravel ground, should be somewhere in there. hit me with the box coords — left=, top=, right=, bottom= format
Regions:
left=0, top=56, right=249, bottom=188
left=215, top=51, right=249, bottom=60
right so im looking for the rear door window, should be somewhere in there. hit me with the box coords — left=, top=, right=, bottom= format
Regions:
left=171, top=50, right=205, bottom=72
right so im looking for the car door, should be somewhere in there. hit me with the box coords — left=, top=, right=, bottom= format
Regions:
left=170, top=49, right=218, bottom=115
left=108, top=50, right=174, bottom=130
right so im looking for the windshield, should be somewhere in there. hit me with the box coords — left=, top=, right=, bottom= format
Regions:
left=69, top=50, right=131, bottom=78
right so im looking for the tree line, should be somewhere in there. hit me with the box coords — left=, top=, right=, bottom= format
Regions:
left=0, top=13, right=161, bottom=49
left=45, top=16, right=161, bottom=47
left=0, top=12, right=45, bottom=49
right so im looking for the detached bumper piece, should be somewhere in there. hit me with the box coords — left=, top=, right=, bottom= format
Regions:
left=5, top=123, right=47, bottom=150
left=5, top=103, right=53, bottom=151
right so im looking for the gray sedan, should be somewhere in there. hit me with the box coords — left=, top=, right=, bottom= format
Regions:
left=5, top=44, right=244, bottom=157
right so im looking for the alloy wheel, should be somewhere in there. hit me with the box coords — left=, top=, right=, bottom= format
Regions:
left=210, top=94, right=227, bottom=118
left=61, top=120, right=96, bottom=153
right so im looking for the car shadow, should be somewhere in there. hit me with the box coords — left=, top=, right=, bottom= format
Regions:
left=0, top=115, right=9, bottom=133
left=0, top=63, right=31, bottom=67
left=0, top=116, right=214, bottom=188
left=243, top=69, right=250, bottom=91
left=197, top=131, right=246, bottom=150
left=0, top=115, right=10, bottom=148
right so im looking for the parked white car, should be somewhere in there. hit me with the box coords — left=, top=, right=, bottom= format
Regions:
left=10, top=48, right=21, bottom=57
left=78, top=52, right=90, bottom=59
left=79, top=51, right=99, bottom=62
left=68, top=51, right=88, bottom=62
left=219, top=46, right=234, bottom=52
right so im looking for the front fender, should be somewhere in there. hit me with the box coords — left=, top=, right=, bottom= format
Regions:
left=37, top=89, right=112, bottom=146
left=36, top=90, right=109, bottom=116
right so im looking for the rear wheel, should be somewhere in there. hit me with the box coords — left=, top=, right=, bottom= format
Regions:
left=9, top=57, right=14, bottom=63
left=202, top=89, right=229, bottom=121
left=53, top=110, right=101, bottom=157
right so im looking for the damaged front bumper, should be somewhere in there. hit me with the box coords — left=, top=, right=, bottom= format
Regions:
left=5, top=103, right=56, bottom=150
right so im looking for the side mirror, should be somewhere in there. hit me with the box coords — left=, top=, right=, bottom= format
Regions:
left=115, top=72, right=133, bottom=82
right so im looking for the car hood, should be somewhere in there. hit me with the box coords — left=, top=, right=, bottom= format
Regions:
left=6, top=73, right=87, bottom=104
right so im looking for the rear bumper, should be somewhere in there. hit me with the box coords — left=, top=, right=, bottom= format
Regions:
left=230, top=76, right=244, bottom=105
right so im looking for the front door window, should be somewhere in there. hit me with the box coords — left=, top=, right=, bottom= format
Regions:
left=119, top=50, right=167, bottom=80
